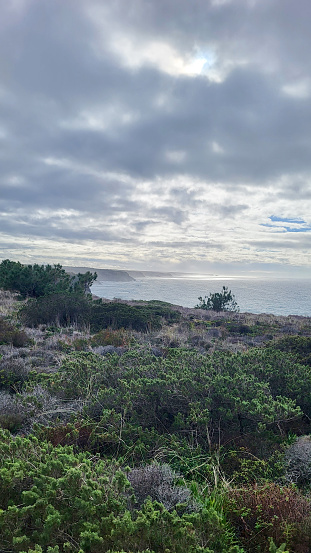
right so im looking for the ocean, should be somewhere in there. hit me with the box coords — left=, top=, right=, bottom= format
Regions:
left=91, top=276, right=311, bottom=317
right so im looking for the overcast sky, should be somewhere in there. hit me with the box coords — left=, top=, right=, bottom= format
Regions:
left=1, top=0, right=311, bottom=276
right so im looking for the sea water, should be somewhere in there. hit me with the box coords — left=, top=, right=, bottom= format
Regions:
left=91, top=277, right=311, bottom=317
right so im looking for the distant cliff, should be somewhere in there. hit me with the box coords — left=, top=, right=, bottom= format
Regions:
left=64, top=266, right=135, bottom=282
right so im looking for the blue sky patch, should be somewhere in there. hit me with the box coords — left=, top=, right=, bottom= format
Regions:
left=284, top=226, right=311, bottom=233
left=269, top=216, right=306, bottom=224
left=262, top=218, right=311, bottom=233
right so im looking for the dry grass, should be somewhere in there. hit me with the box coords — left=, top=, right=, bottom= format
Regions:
left=0, top=289, right=23, bottom=318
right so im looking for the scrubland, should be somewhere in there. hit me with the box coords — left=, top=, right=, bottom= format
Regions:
left=1, top=286, right=311, bottom=553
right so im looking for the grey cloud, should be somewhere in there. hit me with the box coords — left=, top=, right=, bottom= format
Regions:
left=247, top=236, right=311, bottom=250
left=94, top=0, right=311, bottom=80
left=1, top=0, right=311, bottom=197
left=276, top=180, right=311, bottom=201
left=37, top=67, right=311, bottom=184
left=146, top=240, right=223, bottom=249
left=209, top=203, right=248, bottom=218
left=0, top=214, right=132, bottom=243
left=1, top=0, right=311, bottom=269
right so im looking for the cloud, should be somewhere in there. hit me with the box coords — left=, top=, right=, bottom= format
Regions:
left=0, top=0, right=311, bottom=272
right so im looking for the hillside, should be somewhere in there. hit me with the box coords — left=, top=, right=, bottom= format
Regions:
left=1, top=279, right=311, bottom=552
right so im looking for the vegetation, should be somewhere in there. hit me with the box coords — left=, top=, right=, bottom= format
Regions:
left=0, top=259, right=96, bottom=299
left=1, top=262, right=311, bottom=552
left=195, top=286, right=239, bottom=312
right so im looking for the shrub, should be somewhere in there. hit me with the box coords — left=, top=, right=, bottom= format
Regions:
left=269, top=336, right=311, bottom=367
left=0, top=317, right=30, bottom=347
left=91, top=329, right=129, bottom=347
left=0, top=259, right=96, bottom=299
left=47, top=348, right=301, bottom=470
left=195, top=286, right=239, bottom=312
left=128, top=463, right=194, bottom=512
left=0, top=430, right=244, bottom=552
left=0, top=390, right=29, bottom=431
left=0, top=385, right=83, bottom=434
left=90, top=300, right=180, bottom=333
left=284, top=436, right=311, bottom=487
left=0, top=356, right=30, bottom=391
left=20, top=293, right=92, bottom=328
left=225, top=483, right=311, bottom=552
left=90, top=301, right=159, bottom=332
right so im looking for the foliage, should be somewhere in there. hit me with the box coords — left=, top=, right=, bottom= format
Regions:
left=20, top=297, right=179, bottom=332
left=284, top=436, right=311, bottom=488
left=20, top=292, right=92, bottom=328
left=44, top=348, right=301, bottom=469
left=0, top=317, right=30, bottom=347
left=0, top=259, right=65, bottom=298
left=2, top=259, right=311, bottom=552
left=127, top=463, right=194, bottom=511
left=225, top=483, right=311, bottom=553
left=195, top=287, right=239, bottom=312
left=0, top=385, right=82, bottom=434
left=268, top=540, right=289, bottom=553
left=269, top=336, right=311, bottom=367
left=0, top=259, right=96, bottom=299
left=91, top=329, right=130, bottom=347
left=222, top=446, right=284, bottom=486
left=90, top=300, right=180, bottom=332
left=239, top=347, right=311, bottom=418
left=0, top=429, right=243, bottom=553
left=0, top=356, right=30, bottom=392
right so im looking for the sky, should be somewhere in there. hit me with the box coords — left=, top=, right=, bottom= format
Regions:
left=1, top=0, right=311, bottom=277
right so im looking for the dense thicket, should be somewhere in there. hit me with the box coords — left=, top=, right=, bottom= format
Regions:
left=2, top=343, right=311, bottom=552
left=269, top=336, right=311, bottom=367
left=0, top=430, right=242, bottom=553
left=20, top=297, right=180, bottom=332
left=48, top=348, right=302, bottom=444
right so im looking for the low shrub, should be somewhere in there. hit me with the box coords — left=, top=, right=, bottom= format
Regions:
left=269, top=336, right=311, bottom=367
left=0, top=430, right=244, bottom=553
left=128, top=463, right=194, bottom=512
left=20, top=293, right=92, bottom=328
left=90, top=301, right=159, bottom=332
left=0, top=356, right=30, bottom=391
left=90, top=300, right=180, bottom=333
left=0, top=317, right=30, bottom=347
left=225, top=483, right=311, bottom=552
left=0, top=390, right=29, bottom=431
left=91, top=328, right=130, bottom=347
left=0, top=385, right=83, bottom=434
left=284, top=436, right=311, bottom=487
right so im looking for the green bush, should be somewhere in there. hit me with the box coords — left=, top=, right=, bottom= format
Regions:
left=20, top=293, right=92, bottom=328
left=0, top=259, right=96, bottom=299
left=0, top=430, right=243, bottom=552
left=46, top=348, right=301, bottom=466
left=90, top=301, right=172, bottom=332
left=195, top=286, right=239, bottom=312
left=269, top=336, right=311, bottom=367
